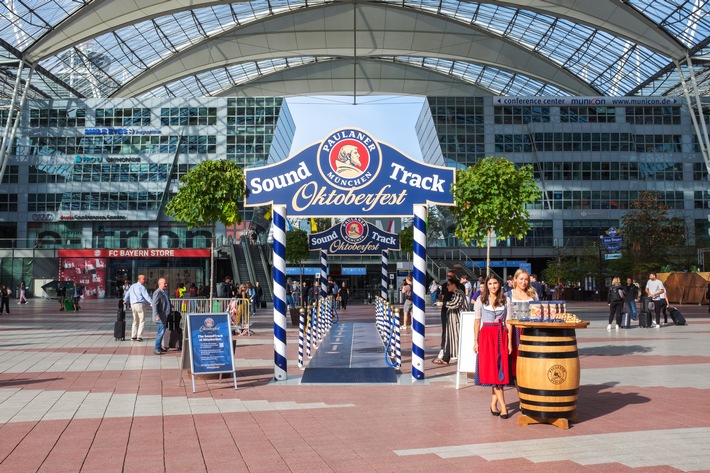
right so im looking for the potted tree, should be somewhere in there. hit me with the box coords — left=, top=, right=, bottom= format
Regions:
left=451, top=157, right=540, bottom=276
left=165, top=159, right=245, bottom=307
left=285, top=228, right=310, bottom=326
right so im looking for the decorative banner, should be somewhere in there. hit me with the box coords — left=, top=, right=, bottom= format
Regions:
left=244, top=128, right=455, bottom=216
left=309, top=217, right=400, bottom=255
left=58, top=257, right=107, bottom=299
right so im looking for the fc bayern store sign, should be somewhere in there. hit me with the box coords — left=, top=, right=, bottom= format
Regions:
left=244, top=128, right=455, bottom=216
left=58, top=249, right=210, bottom=258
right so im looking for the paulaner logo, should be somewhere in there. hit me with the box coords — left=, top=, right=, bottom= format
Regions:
left=317, top=128, right=381, bottom=190
left=342, top=217, right=368, bottom=244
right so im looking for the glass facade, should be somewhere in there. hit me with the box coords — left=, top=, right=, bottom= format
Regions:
left=0, top=95, right=707, bottom=253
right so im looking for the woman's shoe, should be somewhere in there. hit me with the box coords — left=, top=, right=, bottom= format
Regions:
left=490, top=407, right=500, bottom=416
left=432, top=358, right=448, bottom=365
left=499, top=412, right=510, bottom=419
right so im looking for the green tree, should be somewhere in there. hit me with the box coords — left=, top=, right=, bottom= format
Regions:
left=451, top=157, right=541, bottom=275
left=285, top=228, right=310, bottom=302
left=621, top=191, right=686, bottom=277
left=165, top=159, right=245, bottom=302
left=399, top=225, right=414, bottom=256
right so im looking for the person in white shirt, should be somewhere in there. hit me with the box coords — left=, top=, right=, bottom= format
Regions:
left=123, top=274, right=153, bottom=341
left=645, top=272, right=667, bottom=328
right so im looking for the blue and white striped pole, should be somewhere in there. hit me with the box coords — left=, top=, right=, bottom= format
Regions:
left=272, top=204, right=288, bottom=380
left=297, top=308, right=305, bottom=370
left=412, top=204, right=427, bottom=380
left=381, top=250, right=389, bottom=300
left=320, top=249, right=328, bottom=299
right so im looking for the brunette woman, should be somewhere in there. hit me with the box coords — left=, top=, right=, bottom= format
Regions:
left=474, top=275, right=513, bottom=418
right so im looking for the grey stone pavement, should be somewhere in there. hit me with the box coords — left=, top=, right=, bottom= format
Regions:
left=1, top=298, right=709, bottom=472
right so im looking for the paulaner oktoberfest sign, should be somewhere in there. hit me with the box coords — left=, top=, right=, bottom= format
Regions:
left=244, top=128, right=455, bottom=216
left=310, top=218, right=400, bottom=255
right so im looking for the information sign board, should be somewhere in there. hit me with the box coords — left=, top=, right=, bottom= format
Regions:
left=186, top=313, right=236, bottom=392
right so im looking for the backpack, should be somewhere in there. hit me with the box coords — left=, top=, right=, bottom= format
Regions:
left=611, top=286, right=624, bottom=302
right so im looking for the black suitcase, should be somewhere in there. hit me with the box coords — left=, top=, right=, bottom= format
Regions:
left=163, top=327, right=183, bottom=350
left=669, top=307, right=687, bottom=325
left=117, top=308, right=126, bottom=321
left=114, top=320, right=126, bottom=340
left=639, top=310, right=652, bottom=328
left=162, top=310, right=183, bottom=350
left=620, top=311, right=631, bottom=328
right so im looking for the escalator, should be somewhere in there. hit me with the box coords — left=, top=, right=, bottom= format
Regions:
left=232, top=240, right=250, bottom=285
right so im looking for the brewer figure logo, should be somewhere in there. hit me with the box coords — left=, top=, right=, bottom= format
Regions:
left=318, top=128, right=380, bottom=190
left=547, top=364, right=567, bottom=385
left=342, top=217, right=368, bottom=244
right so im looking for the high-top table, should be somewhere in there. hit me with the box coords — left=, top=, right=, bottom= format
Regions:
left=509, top=320, right=590, bottom=430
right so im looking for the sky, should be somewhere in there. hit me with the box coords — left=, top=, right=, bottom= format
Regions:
left=284, top=95, right=427, bottom=160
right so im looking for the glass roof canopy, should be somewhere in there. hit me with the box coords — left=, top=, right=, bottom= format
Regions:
left=1, top=0, right=710, bottom=100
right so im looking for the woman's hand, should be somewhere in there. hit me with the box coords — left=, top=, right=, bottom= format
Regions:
left=474, top=340, right=478, bottom=354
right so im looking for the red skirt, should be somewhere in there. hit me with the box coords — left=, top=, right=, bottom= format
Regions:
left=475, top=322, right=512, bottom=386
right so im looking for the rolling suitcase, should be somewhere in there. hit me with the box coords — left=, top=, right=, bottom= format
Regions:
left=638, top=310, right=652, bottom=328
left=117, top=308, right=126, bottom=321
left=669, top=307, right=687, bottom=325
left=114, top=320, right=126, bottom=340
left=162, top=310, right=183, bottom=350
left=620, top=311, right=631, bottom=328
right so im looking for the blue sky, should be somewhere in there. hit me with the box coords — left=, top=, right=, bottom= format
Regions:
left=284, top=95, right=427, bottom=160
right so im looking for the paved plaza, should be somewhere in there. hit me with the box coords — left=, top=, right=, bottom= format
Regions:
left=1, top=298, right=709, bottom=472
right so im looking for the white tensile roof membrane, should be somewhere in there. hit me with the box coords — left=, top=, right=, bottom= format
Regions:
left=1, top=0, right=709, bottom=99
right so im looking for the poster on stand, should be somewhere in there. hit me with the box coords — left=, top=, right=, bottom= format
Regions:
left=186, top=313, right=236, bottom=393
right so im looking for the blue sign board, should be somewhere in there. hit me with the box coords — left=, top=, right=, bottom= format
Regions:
left=470, top=260, right=529, bottom=268
left=244, top=128, right=455, bottom=217
left=286, top=267, right=323, bottom=275
left=605, top=253, right=623, bottom=260
left=341, top=267, right=366, bottom=275
left=310, top=217, right=399, bottom=255
left=187, top=314, right=235, bottom=375
left=601, top=235, right=623, bottom=251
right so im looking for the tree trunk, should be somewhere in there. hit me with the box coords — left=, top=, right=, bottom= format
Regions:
left=486, top=228, right=492, bottom=277
left=209, top=221, right=215, bottom=308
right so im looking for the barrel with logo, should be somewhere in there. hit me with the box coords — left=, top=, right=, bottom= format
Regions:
left=516, top=325, right=581, bottom=421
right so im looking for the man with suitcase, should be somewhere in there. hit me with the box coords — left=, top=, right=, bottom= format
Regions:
left=625, top=278, right=640, bottom=321
left=151, top=278, right=170, bottom=355
left=645, top=272, right=667, bottom=328
left=123, top=274, right=153, bottom=342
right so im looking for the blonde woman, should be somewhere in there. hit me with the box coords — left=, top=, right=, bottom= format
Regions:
left=607, top=276, right=625, bottom=330
left=506, top=268, right=538, bottom=381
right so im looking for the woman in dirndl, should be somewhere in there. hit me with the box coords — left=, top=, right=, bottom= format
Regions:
left=474, top=275, right=513, bottom=419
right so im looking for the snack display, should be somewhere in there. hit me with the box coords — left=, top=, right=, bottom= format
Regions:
left=513, top=300, right=570, bottom=322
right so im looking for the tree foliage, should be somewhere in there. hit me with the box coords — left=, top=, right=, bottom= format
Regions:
left=620, top=191, right=686, bottom=275
left=285, top=229, right=310, bottom=266
left=399, top=225, right=414, bottom=255
left=165, top=159, right=245, bottom=228
left=452, top=157, right=540, bottom=244
left=451, top=157, right=540, bottom=272
left=164, top=159, right=245, bottom=301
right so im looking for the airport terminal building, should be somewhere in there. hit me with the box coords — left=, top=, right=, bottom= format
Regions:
left=0, top=94, right=708, bottom=296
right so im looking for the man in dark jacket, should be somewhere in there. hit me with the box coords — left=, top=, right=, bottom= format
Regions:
left=151, top=278, right=171, bottom=355
left=625, top=278, right=640, bottom=321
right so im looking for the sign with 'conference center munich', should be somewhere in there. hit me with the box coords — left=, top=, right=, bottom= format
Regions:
left=244, top=128, right=455, bottom=216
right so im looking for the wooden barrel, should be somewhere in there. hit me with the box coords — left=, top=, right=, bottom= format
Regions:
left=516, top=327, right=580, bottom=420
